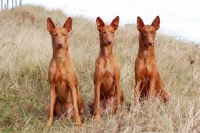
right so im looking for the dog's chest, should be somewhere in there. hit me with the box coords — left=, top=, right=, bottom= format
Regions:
left=53, top=66, right=73, bottom=102
left=141, top=64, right=152, bottom=84
left=145, top=64, right=152, bottom=73
left=101, top=65, right=114, bottom=85
left=141, top=51, right=152, bottom=73
left=53, top=66, right=64, bottom=83
left=102, top=65, right=114, bottom=76
left=53, top=66, right=70, bottom=88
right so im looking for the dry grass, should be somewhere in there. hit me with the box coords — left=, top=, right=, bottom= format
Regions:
left=0, top=5, right=200, bottom=133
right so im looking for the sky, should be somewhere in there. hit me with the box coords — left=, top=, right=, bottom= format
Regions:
left=2, top=0, right=200, bottom=43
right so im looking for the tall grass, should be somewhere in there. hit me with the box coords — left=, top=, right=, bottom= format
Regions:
left=0, top=5, right=199, bottom=133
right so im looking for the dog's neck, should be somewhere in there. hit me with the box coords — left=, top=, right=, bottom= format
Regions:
left=99, top=36, right=113, bottom=58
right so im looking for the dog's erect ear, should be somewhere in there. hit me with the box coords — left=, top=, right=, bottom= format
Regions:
left=63, top=17, right=72, bottom=32
left=151, top=16, right=160, bottom=30
left=96, top=17, right=105, bottom=30
left=110, top=16, right=119, bottom=30
left=47, top=18, right=56, bottom=31
left=137, top=16, right=145, bottom=31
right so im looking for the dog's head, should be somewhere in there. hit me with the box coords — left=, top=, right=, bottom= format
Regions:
left=47, top=17, right=72, bottom=49
left=96, top=16, right=119, bottom=46
left=137, top=16, right=160, bottom=47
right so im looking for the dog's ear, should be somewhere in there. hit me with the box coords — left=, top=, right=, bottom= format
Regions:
left=137, top=16, right=144, bottom=31
left=151, top=16, right=160, bottom=30
left=110, top=16, right=119, bottom=30
left=47, top=18, right=56, bottom=31
left=96, top=17, right=105, bottom=30
left=63, top=17, right=72, bottom=32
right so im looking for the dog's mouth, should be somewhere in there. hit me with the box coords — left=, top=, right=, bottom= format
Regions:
left=144, top=42, right=154, bottom=47
left=59, top=45, right=63, bottom=48
left=147, top=43, right=153, bottom=46
left=56, top=45, right=62, bottom=48
left=105, top=40, right=113, bottom=46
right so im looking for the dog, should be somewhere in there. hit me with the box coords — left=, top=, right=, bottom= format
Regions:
left=46, top=17, right=84, bottom=126
left=88, top=16, right=124, bottom=122
left=134, top=16, right=169, bottom=106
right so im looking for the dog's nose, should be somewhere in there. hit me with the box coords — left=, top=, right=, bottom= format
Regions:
left=148, top=42, right=153, bottom=46
left=57, top=42, right=63, bottom=47
left=107, top=40, right=112, bottom=45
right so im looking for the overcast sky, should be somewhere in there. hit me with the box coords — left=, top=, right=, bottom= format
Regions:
left=2, top=0, right=200, bottom=43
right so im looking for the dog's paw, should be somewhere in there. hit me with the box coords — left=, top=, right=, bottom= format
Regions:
left=46, top=121, right=52, bottom=127
left=94, top=115, right=100, bottom=123
left=134, top=100, right=140, bottom=107
left=116, top=109, right=122, bottom=117
left=75, top=122, right=82, bottom=126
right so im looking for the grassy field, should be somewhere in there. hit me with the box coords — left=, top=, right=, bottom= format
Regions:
left=0, top=5, right=200, bottom=133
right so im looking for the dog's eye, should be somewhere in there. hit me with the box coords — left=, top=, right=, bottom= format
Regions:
left=151, top=31, right=155, bottom=34
left=143, top=32, right=147, bottom=36
left=54, top=33, right=58, bottom=36
left=62, top=33, right=66, bottom=36
left=102, top=31, right=106, bottom=34
left=110, top=31, right=114, bottom=34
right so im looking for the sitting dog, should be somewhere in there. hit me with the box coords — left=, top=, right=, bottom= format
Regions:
left=134, top=16, right=169, bottom=106
left=89, top=16, right=124, bottom=122
left=46, top=17, right=84, bottom=126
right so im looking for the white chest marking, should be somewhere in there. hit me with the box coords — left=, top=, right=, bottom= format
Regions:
left=147, top=65, right=152, bottom=72
left=104, top=47, right=108, bottom=56
left=143, top=50, right=148, bottom=57
left=103, top=77, right=114, bottom=84
left=102, top=66, right=113, bottom=75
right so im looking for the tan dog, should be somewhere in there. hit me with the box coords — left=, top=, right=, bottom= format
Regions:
left=46, top=17, right=84, bottom=126
left=89, top=16, right=124, bottom=122
left=134, top=16, right=169, bottom=106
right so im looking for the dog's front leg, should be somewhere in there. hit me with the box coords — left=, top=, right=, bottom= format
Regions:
left=160, top=88, right=169, bottom=102
left=70, top=85, right=82, bottom=126
left=94, top=82, right=101, bottom=122
left=115, top=82, right=121, bottom=116
left=149, top=79, right=155, bottom=102
left=47, top=83, right=56, bottom=127
left=134, top=80, right=142, bottom=106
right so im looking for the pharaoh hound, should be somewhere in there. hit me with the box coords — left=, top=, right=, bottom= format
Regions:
left=46, top=17, right=84, bottom=126
left=134, top=16, right=169, bottom=106
left=89, top=16, right=124, bottom=122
